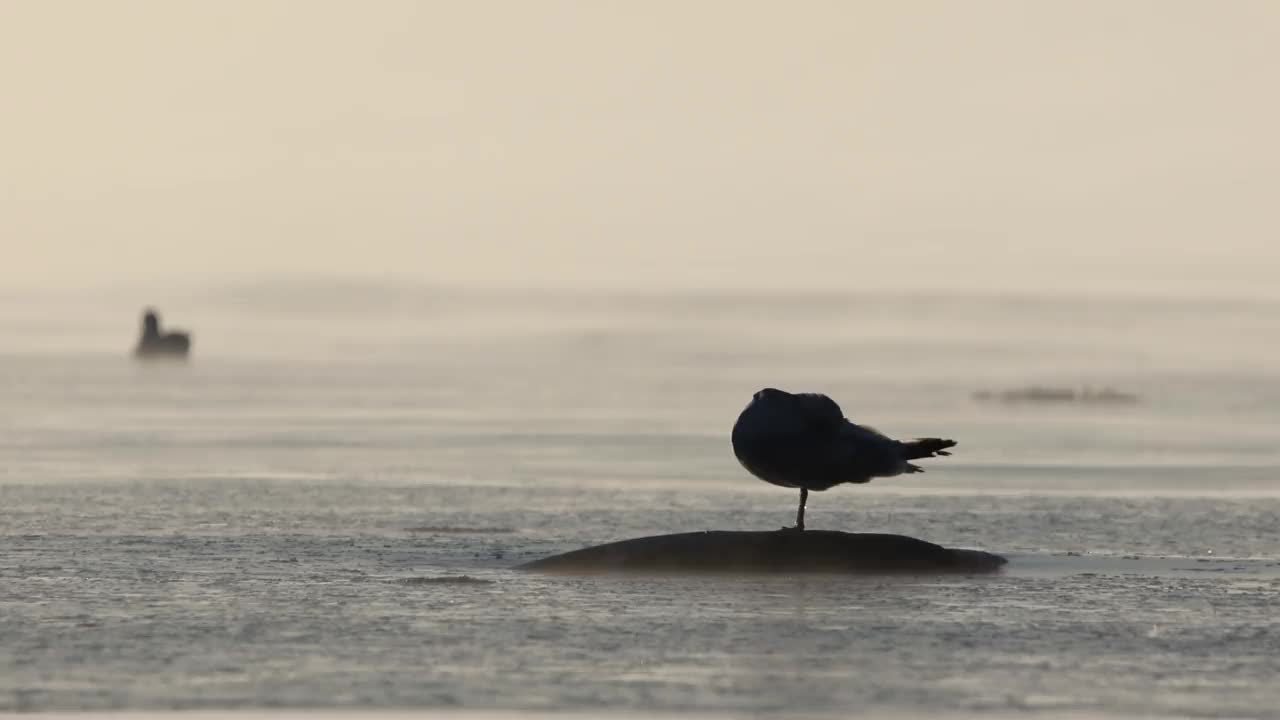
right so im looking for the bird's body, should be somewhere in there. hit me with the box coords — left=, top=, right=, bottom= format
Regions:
left=731, top=388, right=955, bottom=530
left=135, top=309, right=192, bottom=360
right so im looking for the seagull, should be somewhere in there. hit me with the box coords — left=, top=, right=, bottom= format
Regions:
left=731, top=388, right=956, bottom=531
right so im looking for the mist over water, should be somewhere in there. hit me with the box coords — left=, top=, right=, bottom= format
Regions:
left=9, top=280, right=1280, bottom=492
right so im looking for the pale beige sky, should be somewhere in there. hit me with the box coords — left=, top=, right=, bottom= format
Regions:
left=2, top=1, right=1277, bottom=294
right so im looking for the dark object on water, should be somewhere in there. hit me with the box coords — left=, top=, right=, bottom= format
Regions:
left=398, top=576, right=495, bottom=585
left=517, top=530, right=1006, bottom=574
left=972, top=386, right=1139, bottom=405
left=731, top=388, right=956, bottom=531
left=134, top=308, right=191, bottom=359
left=403, top=526, right=518, bottom=534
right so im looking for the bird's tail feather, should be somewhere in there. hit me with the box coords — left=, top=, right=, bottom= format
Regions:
left=901, top=438, right=956, bottom=460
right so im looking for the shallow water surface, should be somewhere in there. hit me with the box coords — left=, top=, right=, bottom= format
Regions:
left=3, top=290, right=1280, bottom=718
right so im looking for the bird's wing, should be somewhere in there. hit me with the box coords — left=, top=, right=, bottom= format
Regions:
left=831, top=420, right=908, bottom=479
left=841, top=421, right=893, bottom=442
left=791, top=392, right=846, bottom=432
left=793, top=395, right=899, bottom=446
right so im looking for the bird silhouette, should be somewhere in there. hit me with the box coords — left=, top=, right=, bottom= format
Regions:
left=134, top=308, right=192, bottom=359
left=731, top=388, right=956, bottom=531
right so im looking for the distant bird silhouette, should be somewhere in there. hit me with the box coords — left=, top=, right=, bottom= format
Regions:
left=731, top=388, right=956, bottom=531
left=134, top=308, right=191, bottom=359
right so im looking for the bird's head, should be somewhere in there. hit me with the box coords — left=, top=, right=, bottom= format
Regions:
left=752, top=387, right=790, bottom=403
left=142, top=309, right=160, bottom=336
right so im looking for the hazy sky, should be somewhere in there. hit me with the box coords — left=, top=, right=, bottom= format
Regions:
left=3, top=1, right=1278, bottom=294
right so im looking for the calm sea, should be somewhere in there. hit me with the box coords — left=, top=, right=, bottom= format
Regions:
left=2, top=284, right=1279, bottom=718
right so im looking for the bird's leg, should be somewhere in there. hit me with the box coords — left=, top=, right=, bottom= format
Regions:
left=778, top=488, right=808, bottom=532
left=791, top=488, right=808, bottom=531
